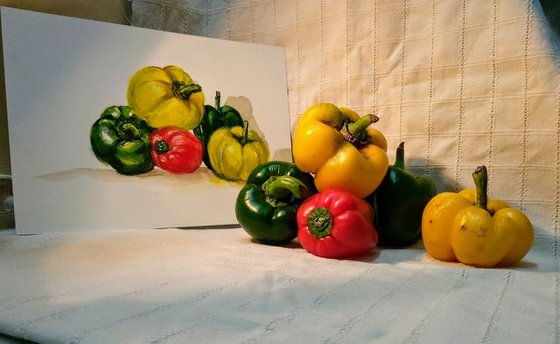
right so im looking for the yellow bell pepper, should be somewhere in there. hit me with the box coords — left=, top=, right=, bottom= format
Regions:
left=422, top=166, right=534, bottom=268
left=207, top=121, right=269, bottom=181
left=292, top=103, right=388, bottom=198
left=127, top=65, right=205, bottom=130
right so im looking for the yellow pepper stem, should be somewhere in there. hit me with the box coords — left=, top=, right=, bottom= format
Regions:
left=472, top=165, right=488, bottom=211
left=172, top=81, right=202, bottom=100
left=341, top=114, right=379, bottom=146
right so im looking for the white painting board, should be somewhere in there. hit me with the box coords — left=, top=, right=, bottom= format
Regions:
left=1, top=7, right=292, bottom=234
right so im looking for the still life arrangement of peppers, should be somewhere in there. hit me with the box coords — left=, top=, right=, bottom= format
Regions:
left=235, top=102, right=534, bottom=267
left=90, top=65, right=269, bottom=180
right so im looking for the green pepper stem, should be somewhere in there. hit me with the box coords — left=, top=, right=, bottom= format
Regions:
left=155, top=140, right=170, bottom=154
left=215, top=91, right=222, bottom=108
left=307, top=207, right=333, bottom=238
left=395, top=142, right=405, bottom=170
left=120, top=122, right=141, bottom=139
left=472, top=165, right=488, bottom=211
left=341, top=114, right=379, bottom=146
left=262, top=175, right=308, bottom=206
left=241, top=120, right=249, bottom=145
left=173, top=81, right=202, bottom=100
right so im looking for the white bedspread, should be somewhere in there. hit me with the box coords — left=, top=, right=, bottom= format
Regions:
left=0, top=227, right=556, bottom=343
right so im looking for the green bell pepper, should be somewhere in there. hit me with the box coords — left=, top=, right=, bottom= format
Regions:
left=193, top=91, right=244, bottom=170
left=90, top=105, right=154, bottom=175
left=367, top=142, right=437, bottom=247
left=235, top=161, right=317, bottom=245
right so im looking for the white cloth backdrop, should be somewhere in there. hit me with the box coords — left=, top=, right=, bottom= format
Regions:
left=131, top=0, right=560, bottom=238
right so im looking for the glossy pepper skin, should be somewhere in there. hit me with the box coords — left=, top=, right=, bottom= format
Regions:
left=90, top=105, right=154, bottom=175
left=292, top=103, right=389, bottom=198
left=422, top=166, right=534, bottom=268
left=297, top=188, right=378, bottom=259
left=207, top=120, right=269, bottom=181
left=127, top=65, right=205, bottom=130
left=149, top=127, right=203, bottom=174
left=235, top=161, right=317, bottom=244
left=367, top=142, right=437, bottom=247
left=194, top=91, right=244, bottom=171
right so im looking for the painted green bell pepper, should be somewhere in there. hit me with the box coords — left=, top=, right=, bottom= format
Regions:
left=235, top=161, right=317, bottom=245
left=193, top=91, right=244, bottom=170
left=90, top=105, right=154, bottom=175
left=367, top=142, right=437, bottom=247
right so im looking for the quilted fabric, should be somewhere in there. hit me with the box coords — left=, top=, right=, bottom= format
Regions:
left=131, top=0, right=560, bottom=238
left=0, top=227, right=556, bottom=343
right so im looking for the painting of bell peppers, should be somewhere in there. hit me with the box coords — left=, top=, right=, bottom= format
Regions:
left=2, top=7, right=291, bottom=234
left=90, top=65, right=270, bottom=181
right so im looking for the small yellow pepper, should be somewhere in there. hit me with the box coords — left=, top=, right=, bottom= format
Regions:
left=127, top=65, right=205, bottom=130
left=422, top=166, right=534, bottom=268
left=292, top=103, right=388, bottom=198
left=207, top=121, right=269, bottom=181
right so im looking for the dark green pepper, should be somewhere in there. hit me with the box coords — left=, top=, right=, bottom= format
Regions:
left=90, top=105, right=154, bottom=175
left=235, top=161, right=317, bottom=245
left=193, top=91, right=244, bottom=170
left=367, top=142, right=437, bottom=247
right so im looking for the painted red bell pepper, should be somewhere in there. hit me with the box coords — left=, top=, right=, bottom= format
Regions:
left=149, top=127, right=203, bottom=173
left=296, top=188, right=378, bottom=259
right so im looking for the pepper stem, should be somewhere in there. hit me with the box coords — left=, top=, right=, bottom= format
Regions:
left=120, top=122, right=141, bottom=139
left=172, top=81, right=202, bottom=100
left=307, top=207, right=333, bottom=239
left=472, top=165, right=488, bottom=211
left=214, top=91, right=222, bottom=108
left=262, top=175, right=308, bottom=206
left=240, top=120, right=249, bottom=145
left=341, top=114, right=379, bottom=146
left=155, top=140, right=170, bottom=154
left=395, top=142, right=405, bottom=170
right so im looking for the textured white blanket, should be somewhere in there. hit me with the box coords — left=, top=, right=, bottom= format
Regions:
left=0, top=227, right=556, bottom=343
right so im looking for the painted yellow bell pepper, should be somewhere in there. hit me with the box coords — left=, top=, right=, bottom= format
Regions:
left=422, top=166, right=534, bottom=268
left=292, top=103, right=388, bottom=198
left=127, top=65, right=205, bottom=130
left=207, top=121, right=269, bottom=181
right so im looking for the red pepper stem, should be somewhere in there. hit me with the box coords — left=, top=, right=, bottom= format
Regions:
left=395, top=142, right=405, bottom=170
left=172, top=81, right=202, bottom=100
left=214, top=91, right=221, bottom=108
left=472, top=165, right=488, bottom=211
left=262, top=175, right=307, bottom=205
left=155, top=140, right=170, bottom=154
left=307, top=207, right=334, bottom=239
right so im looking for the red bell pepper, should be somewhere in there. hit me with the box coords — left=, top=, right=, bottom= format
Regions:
left=296, top=188, right=378, bottom=259
left=149, top=127, right=203, bottom=173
